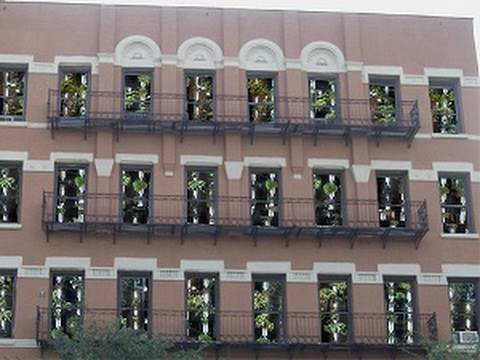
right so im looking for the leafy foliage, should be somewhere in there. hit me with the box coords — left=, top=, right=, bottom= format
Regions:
left=425, top=342, right=480, bottom=360
left=53, top=322, right=202, bottom=360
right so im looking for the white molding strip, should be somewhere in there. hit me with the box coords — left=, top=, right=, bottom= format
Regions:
left=154, top=269, right=184, bottom=281
left=86, top=267, right=116, bottom=280
left=0, top=256, right=22, bottom=269
left=0, top=338, right=38, bottom=348
left=441, top=233, right=480, bottom=240
left=378, top=263, right=421, bottom=276
left=45, top=257, right=91, bottom=269
left=114, top=257, right=158, bottom=271
left=18, top=266, right=48, bottom=279
left=50, top=152, right=93, bottom=163
left=220, top=270, right=251, bottom=282
left=115, top=153, right=159, bottom=164
left=307, top=158, right=350, bottom=169
left=180, top=260, right=224, bottom=272
left=244, top=157, right=286, bottom=168
left=0, top=223, right=22, bottom=230
left=442, top=264, right=480, bottom=278
left=180, top=155, right=223, bottom=166
left=246, top=261, right=291, bottom=273
left=0, top=151, right=28, bottom=162
left=313, top=262, right=355, bottom=275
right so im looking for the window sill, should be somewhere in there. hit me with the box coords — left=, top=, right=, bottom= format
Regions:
left=0, top=121, right=27, bottom=128
left=431, top=133, right=468, bottom=139
left=0, top=223, right=22, bottom=230
left=441, top=233, right=479, bottom=240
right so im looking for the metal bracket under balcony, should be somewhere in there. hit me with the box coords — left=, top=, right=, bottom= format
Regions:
left=47, top=90, right=420, bottom=145
left=42, top=193, right=429, bottom=248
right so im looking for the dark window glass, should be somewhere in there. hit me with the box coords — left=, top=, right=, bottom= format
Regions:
left=319, top=280, right=349, bottom=343
left=124, top=73, right=152, bottom=113
left=313, top=173, right=342, bottom=226
left=55, top=166, right=87, bottom=224
left=384, top=280, right=415, bottom=344
left=448, top=281, right=478, bottom=334
left=250, top=169, right=279, bottom=227
left=439, top=175, right=470, bottom=234
left=186, top=169, right=216, bottom=225
left=119, top=274, right=150, bottom=331
left=50, top=272, right=83, bottom=338
left=185, top=74, right=214, bottom=122
left=309, top=79, right=337, bottom=121
left=0, top=70, right=25, bottom=120
left=59, top=71, right=88, bottom=118
left=377, top=175, right=407, bottom=228
left=253, top=277, right=284, bottom=343
left=0, top=164, right=20, bottom=223
left=248, top=77, right=275, bottom=123
left=369, top=82, right=397, bottom=124
left=429, top=86, right=458, bottom=134
left=186, top=275, right=217, bottom=341
left=0, top=273, right=15, bottom=338
left=121, top=168, right=151, bottom=225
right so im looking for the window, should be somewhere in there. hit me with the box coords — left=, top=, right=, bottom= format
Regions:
left=318, top=277, right=350, bottom=343
left=429, top=79, right=460, bottom=134
left=121, top=166, right=152, bottom=225
left=59, top=67, right=89, bottom=118
left=185, top=72, right=214, bottom=122
left=384, top=279, right=415, bottom=344
left=252, top=275, right=284, bottom=343
left=439, top=174, right=471, bottom=234
left=309, top=77, right=337, bottom=121
left=369, top=76, right=399, bottom=124
left=185, top=273, right=217, bottom=342
left=247, top=74, right=275, bottom=123
left=50, top=272, right=84, bottom=337
left=0, top=67, right=26, bottom=121
left=0, top=272, right=15, bottom=338
left=118, top=273, right=151, bottom=331
left=0, top=163, right=21, bottom=224
left=313, top=171, right=343, bottom=226
left=448, top=280, right=478, bottom=339
left=123, top=71, right=152, bottom=114
left=377, top=173, right=407, bottom=228
left=55, top=164, right=87, bottom=224
left=250, top=169, right=279, bottom=227
left=186, top=168, right=216, bottom=225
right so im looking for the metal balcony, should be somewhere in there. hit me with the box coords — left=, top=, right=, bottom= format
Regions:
left=36, top=307, right=437, bottom=356
left=42, top=192, right=428, bottom=247
left=47, top=90, right=420, bottom=144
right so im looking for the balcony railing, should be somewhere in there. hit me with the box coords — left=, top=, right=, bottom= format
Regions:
left=36, top=307, right=437, bottom=353
left=42, top=192, right=428, bottom=247
left=47, top=90, right=420, bottom=144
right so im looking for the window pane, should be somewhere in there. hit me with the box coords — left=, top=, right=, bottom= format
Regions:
left=448, top=281, right=478, bottom=333
left=185, top=74, right=214, bottom=122
left=121, top=168, right=151, bottom=224
left=0, top=274, right=15, bottom=338
left=56, top=166, right=87, bottom=224
left=313, top=173, right=342, bottom=226
left=253, top=278, right=283, bottom=343
left=319, top=280, right=349, bottom=343
left=439, top=176, right=469, bottom=234
left=384, top=280, right=415, bottom=344
left=310, top=79, right=336, bottom=121
left=60, top=71, right=88, bottom=118
left=186, top=275, right=217, bottom=341
left=429, top=87, right=458, bottom=134
left=0, top=71, right=25, bottom=119
left=0, top=164, right=20, bottom=223
left=119, top=275, right=150, bottom=331
left=369, top=84, right=396, bottom=124
left=248, top=77, right=275, bottom=123
left=377, top=175, right=407, bottom=228
left=51, top=273, right=83, bottom=338
left=186, top=170, right=216, bottom=225
left=250, top=170, right=279, bottom=227
left=124, top=74, right=152, bottom=113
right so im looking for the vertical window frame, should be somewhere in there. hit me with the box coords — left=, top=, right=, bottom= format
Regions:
left=249, top=167, right=281, bottom=227
left=120, top=164, right=153, bottom=225
left=428, top=77, right=462, bottom=134
left=375, top=170, right=410, bottom=229
left=122, top=68, right=154, bottom=116
left=368, top=75, right=401, bottom=124
left=0, top=270, right=16, bottom=339
left=57, top=65, right=91, bottom=119
left=184, top=166, right=218, bottom=225
left=247, top=71, right=278, bottom=123
left=312, top=169, right=345, bottom=227
left=0, top=161, right=22, bottom=224
left=308, top=74, right=339, bottom=122
left=184, top=69, right=216, bottom=122
left=448, top=278, right=480, bottom=338
left=0, top=64, right=28, bottom=122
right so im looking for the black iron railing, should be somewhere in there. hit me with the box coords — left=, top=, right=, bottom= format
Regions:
left=36, top=307, right=437, bottom=350
left=42, top=192, right=429, bottom=246
left=47, top=90, right=420, bottom=143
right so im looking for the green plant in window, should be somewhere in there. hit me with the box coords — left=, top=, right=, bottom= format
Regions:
left=248, top=79, right=273, bottom=99
left=255, top=313, right=274, bottom=332
left=61, top=73, right=87, bottom=117
left=121, top=175, right=131, bottom=187
left=197, top=333, right=212, bottom=343
left=0, top=169, right=15, bottom=191
left=187, top=175, right=206, bottom=193
left=439, top=186, right=450, bottom=198
left=313, top=177, right=322, bottom=190
left=312, top=90, right=336, bottom=120
left=264, top=179, right=278, bottom=192
left=74, top=176, right=85, bottom=191
left=322, top=182, right=338, bottom=197
left=132, top=179, right=148, bottom=194
left=125, top=75, right=151, bottom=113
